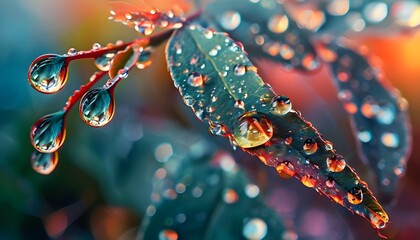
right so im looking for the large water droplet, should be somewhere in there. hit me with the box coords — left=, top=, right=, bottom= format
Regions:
left=326, top=155, right=346, bottom=172
left=232, top=112, right=273, bottom=148
left=347, top=187, right=363, bottom=205
left=31, top=151, right=58, bottom=175
left=268, top=14, right=289, bottom=33
left=276, top=161, right=295, bottom=179
left=219, top=11, right=241, bottom=30
left=381, top=132, right=399, bottom=148
left=135, top=21, right=155, bottom=35
left=95, top=52, right=116, bottom=71
left=301, top=175, right=316, bottom=188
left=187, top=72, right=204, bottom=87
left=303, top=139, right=318, bottom=155
left=242, top=218, right=267, bottom=240
left=369, top=211, right=389, bottom=229
left=159, top=229, right=178, bottom=240
left=28, top=54, right=69, bottom=94
left=30, top=111, right=66, bottom=153
left=270, top=96, right=291, bottom=116
left=79, top=88, right=115, bottom=127
left=234, top=100, right=245, bottom=109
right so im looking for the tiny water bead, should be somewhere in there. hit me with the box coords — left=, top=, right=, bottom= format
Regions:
left=31, top=151, right=58, bottom=175
left=301, top=175, right=316, bottom=188
left=28, top=54, right=69, bottom=94
left=270, top=96, right=291, bottom=116
left=79, top=88, right=115, bottom=127
left=233, top=64, right=246, bottom=76
left=30, top=111, right=66, bottom=153
left=242, top=218, right=267, bottom=240
left=370, top=211, right=389, bottom=229
left=276, top=161, right=295, bottom=179
left=95, top=52, right=116, bottom=71
left=187, top=72, right=204, bottom=87
left=347, top=187, right=363, bottom=205
left=234, top=100, right=245, bottom=109
left=303, top=139, right=318, bottom=155
left=232, top=112, right=273, bottom=148
left=158, top=229, right=178, bottom=240
left=135, top=21, right=155, bottom=35
left=326, top=155, right=346, bottom=172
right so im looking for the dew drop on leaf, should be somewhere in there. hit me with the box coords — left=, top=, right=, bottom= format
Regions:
left=95, top=52, right=116, bottom=71
left=30, top=111, right=66, bottom=153
left=326, top=178, right=335, bottom=188
left=209, top=48, right=219, bottom=56
left=234, top=100, right=245, bottom=109
left=232, top=112, right=273, bottom=148
left=270, top=96, right=291, bottom=116
left=28, top=54, right=69, bottom=94
left=369, top=211, right=389, bottom=229
left=67, top=48, right=77, bottom=55
left=182, top=95, right=195, bottom=106
left=219, top=11, right=241, bottom=31
left=233, top=64, right=246, bottom=76
left=301, top=175, right=316, bottom=188
left=92, top=43, right=101, bottom=50
left=158, top=229, right=178, bottom=240
left=276, top=161, right=295, bottom=179
left=347, top=187, right=363, bottom=205
left=187, top=72, right=204, bottom=87
left=242, top=218, right=267, bottom=240
left=135, top=21, right=155, bottom=35
left=303, top=139, right=318, bottom=155
left=326, top=155, right=346, bottom=172
left=267, top=14, right=289, bottom=33
left=31, top=151, right=58, bottom=175
left=79, top=88, right=115, bottom=127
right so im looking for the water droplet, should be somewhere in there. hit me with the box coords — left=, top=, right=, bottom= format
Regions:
left=324, top=141, right=334, bottom=151
left=242, top=218, right=267, bottom=240
left=30, top=111, right=66, bottom=153
left=67, top=48, right=77, bottom=55
left=79, top=88, right=115, bottom=127
left=159, top=229, right=178, bottom=240
left=187, top=72, right=204, bottom=87
left=31, top=151, right=58, bottom=175
left=303, top=139, right=318, bottom=155
left=95, top=52, right=116, bottom=71
left=232, top=112, right=273, bottom=148
left=182, top=95, right=194, bottom=106
left=92, top=43, right=101, bottom=50
left=276, top=161, right=295, bottom=179
left=245, top=184, right=260, bottom=198
left=301, top=175, right=316, bottom=188
left=268, top=14, right=289, bottom=33
left=135, top=21, right=155, bottom=35
left=369, top=212, right=389, bottom=229
left=223, top=188, right=239, bottom=204
left=347, top=187, right=363, bottom=204
left=381, top=132, right=399, bottom=148
left=209, top=48, right=218, bottom=56
left=234, top=64, right=246, bottom=76
left=326, top=178, right=335, bottom=188
left=394, top=164, right=406, bottom=176
left=118, top=69, right=128, bottom=79
left=326, top=155, right=346, bottom=172
left=234, top=100, right=245, bottom=109
left=28, top=54, right=69, bottom=94
left=357, top=130, right=372, bottom=143
left=302, top=54, right=319, bottom=70
left=136, top=48, right=152, bottom=69
left=270, top=96, right=292, bottom=116
left=204, top=29, right=214, bottom=39
left=219, top=11, right=241, bottom=30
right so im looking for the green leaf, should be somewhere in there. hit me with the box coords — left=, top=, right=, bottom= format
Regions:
left=166, top=24, right=389, bottom=229
left=139, top=151, right=285, bottom=240
left=202, top=0, right=319, bottom=71
left=328, top=43, right=412, bottom=201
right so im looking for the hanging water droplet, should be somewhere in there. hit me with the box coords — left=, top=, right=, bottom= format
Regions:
left=95, top=52, right=116, bottom=71
left=234, top=64, right=246, bottom=76
left=381, top=132, right=399, bottom=148
left=79, top=88, right=115, bottom=127
left=136, top=48, right=152, bottom=69
left=276, top=161, right=295, bottom=179
left=67, top=48, right=77, bottom=55
left=30, top=111, right=66, bottom=153
left=303, top=139, right=318, bottom=155
left=223, top=188, right=239, bottom=204
left=234, top=100, right=245, bottom=109
left=135, top=21, right=155, bottom=35
left=242, top=218, right=267, bottom=240
left=159, top=229, right=178, bottom=240
left=232, top=112, right=273, bottom=148
left=31, top=151, right=58, bottom=175
left=268, top=14, right=289, bottom=33
left=326, top=155, right=346, bottom=172
left=187, top=72, right=204, bottom=87
left=301, top=175, right=316, bottom=188
left=28, top=54, right=69, bottom=94
left=270, top=96, right=292, bottom=116
left=347, top=187, right=363, bottom=205
left=219, top=11, right=241, bottom=30
left=92, top=43, right=101, bottom=50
